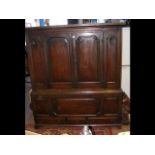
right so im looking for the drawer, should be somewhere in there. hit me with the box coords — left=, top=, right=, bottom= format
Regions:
left=36, top=115, right=65, bottom=124
left=67, top=116, right=86, bottom=124
left=54, top=98, right=100, bottom=116
left=88, top=115, right=121, bottom=124
left=35, top=114, right=121, bottom=125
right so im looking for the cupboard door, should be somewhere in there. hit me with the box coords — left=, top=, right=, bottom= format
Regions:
left=26, top=32, right=47, bottom=89
left=73, top=31, right=102, bottom=88
left=48, top=37, right=71, bottom=81
left=43, top=33, right=74, bottom=88
left=77, top=36, right=98, bottom=81
left=76, top=34, right=99, bottom=81
left=103, top=28, right=121, bottom=89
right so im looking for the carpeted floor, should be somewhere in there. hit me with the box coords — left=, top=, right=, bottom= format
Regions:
left=25, top=125, right=113, bottom=135
left=25, top=77, right=130, bottom=135
left=25, top=124, right=129, bottom=135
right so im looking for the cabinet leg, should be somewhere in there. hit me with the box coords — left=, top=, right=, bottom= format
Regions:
left=117, top=125, right=122, bottom=129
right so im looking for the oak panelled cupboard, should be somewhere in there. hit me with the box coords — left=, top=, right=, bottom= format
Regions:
left=26, top=23, right=125, bottom=128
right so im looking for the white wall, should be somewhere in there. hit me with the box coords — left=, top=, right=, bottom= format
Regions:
left=49, top=19, right=67, bottom=25
left=121, top=27, right=130, bottom=98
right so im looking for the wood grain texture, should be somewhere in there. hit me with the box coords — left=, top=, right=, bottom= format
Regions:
left=25, top=23, right=125, bottom=128
left=48, top=37, right=72, bottom=82
left=76, top=35, right=98, bottom=81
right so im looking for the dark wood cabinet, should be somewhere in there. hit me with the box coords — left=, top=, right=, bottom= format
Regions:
left=26, top=23, right=125, bottom=128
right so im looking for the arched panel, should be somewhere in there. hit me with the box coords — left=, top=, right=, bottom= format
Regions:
left=47, top=37, right=72, bottom=82
left=107, top=35, right=117, bottom=81
left=76, top=35, right=99, bottom=81
left=103, top=29, right=121, bottom=89
left=30, top=35, right=47, bottom=88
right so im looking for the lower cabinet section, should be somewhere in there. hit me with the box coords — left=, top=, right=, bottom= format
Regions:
left=31, top=89, right=123, bottom=127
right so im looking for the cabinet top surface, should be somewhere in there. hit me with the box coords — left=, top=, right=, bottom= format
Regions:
left=26, top=23, right=128, bottom=31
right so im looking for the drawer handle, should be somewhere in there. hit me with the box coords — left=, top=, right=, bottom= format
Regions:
left=31, top=40, right=37, bottom=48
left=52, top=112, right=57, bottom=116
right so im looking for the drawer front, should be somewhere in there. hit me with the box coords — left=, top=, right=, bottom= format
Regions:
left=53, top=98, right=100, bottom=116
left=36, top=115, right=65, bottom=124
left=35, top=115, right=121, bottom=125
left=35, top=114, right=121, bottom=125
left=88, top=115, right=121, bottom=124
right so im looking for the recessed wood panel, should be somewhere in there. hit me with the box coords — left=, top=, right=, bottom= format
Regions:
left=67, top=117, right=86, bottom=124
left=56, top=98, right=99, bottom=115
left=107, top=36, right=117, bottom=81
left=76, top=36, right=99, bottom=81
left=30, top=36, right=46, bottom=85
left=102, top=97, right=119, bottom=114
left=48, top=37, right=72, bottom=82
left=103, top=29, right=121, bottom=88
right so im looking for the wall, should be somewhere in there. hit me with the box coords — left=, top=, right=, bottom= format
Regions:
left=121, top=27, right=130, bottom=98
